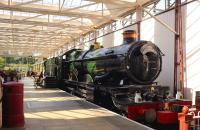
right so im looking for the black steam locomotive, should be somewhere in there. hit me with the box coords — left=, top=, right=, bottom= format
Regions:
left=41, top=30, right=169, bottom=111
left=68, top=40, right=162, bottom=85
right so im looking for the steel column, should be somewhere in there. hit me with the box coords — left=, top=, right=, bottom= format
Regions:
left=174, top=0, right=184, bottom=97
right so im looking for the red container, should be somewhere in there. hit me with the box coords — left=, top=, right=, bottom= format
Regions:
left=157, top=111, right=178, bottom=124
left=127, top=102, right=160, bottom=120
left=2, top=82, right=24, bottom=128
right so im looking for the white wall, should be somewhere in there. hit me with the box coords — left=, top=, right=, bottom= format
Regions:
left=114, top=29, right=124, bottom=46
left=141, top=18, right=155, bottom=42
left=141, top=10, right=175, bottom=94
left=154, top=10, right=175, bottom=95
left=184, top=1, right=200, bottom=102
left=102, top=33, right=114, bottom=48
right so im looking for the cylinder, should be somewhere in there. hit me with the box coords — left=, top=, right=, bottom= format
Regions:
left=2, top=82, right=24, bottom=128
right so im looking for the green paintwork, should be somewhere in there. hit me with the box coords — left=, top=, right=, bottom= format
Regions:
left=44, top=58, right=57, bottom=76
left=69, top=51, right=80, bottom=69
left=86, top=61, right=96, bottom=74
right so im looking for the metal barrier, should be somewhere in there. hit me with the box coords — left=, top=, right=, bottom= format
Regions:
left=187, top=111, right=200, bottom=130
left=179, top=108, right=200, bottom=130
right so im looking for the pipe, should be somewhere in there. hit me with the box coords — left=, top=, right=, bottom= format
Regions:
left=137, top=21, right=141, bottom=40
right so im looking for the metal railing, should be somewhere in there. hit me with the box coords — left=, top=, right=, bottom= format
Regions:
left=187, top=111, right=200, bottom=130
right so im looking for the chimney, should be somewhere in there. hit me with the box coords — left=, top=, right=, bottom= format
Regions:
left=123, top=30, right=137, bottom=44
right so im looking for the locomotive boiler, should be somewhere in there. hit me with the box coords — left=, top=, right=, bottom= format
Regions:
left=66, top=36, right=162, bottom=86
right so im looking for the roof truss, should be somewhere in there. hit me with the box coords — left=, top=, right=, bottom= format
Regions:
left=0, top=0, right=154, bottom=57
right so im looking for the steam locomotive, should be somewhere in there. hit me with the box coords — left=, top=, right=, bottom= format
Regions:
left=35, top=30, right=192, bottom=129
left=39, top=30, right=169, bottom=108
left=67, top=40, right=162, bottom=85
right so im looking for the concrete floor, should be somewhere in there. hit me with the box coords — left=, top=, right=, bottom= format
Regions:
left=1, top=78, right=152, bottom=130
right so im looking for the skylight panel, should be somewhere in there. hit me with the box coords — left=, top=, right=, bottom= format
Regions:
left=34, top=0, right=43, bottom=4
left=81, top=1, right=93, bottom=6
left=85, top=4, right=98, bottom=11
left=12, top=0, right=23, bottom=3
left=71, top=0, right=82, bottom=7
left=0, top=10, right=4, bottom=15
left=38, top=15, right=48, bottom=19
left=3, top=10, right=10, bottom=15
left=63, top=0, right=82, bottom=8
left=42, top=0, right=53, bottom=5
left=52, top=15, right=71, bottom=21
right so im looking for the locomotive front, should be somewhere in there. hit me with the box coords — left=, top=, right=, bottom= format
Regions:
left=126, top=41, right=162, bottom=84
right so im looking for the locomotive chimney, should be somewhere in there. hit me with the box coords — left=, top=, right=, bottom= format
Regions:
left=123, top=30, right=137, bottom=44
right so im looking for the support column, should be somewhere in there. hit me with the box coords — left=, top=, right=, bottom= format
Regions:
left=136, top=6, right=142, bottom=40
left=174, top=0, right=184, bottom=97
